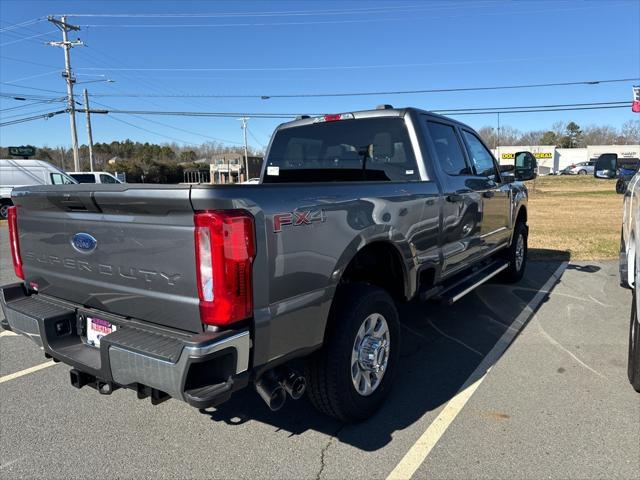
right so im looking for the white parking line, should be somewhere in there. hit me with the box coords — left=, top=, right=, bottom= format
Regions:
left=0, top=361, right=57, bottom=384
left=0, top=330, right=18, bottom=337
left=386, top=262, right=568, bottom=480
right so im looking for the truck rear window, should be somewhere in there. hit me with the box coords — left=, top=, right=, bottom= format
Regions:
left=263, top=117, right=420, bottom=183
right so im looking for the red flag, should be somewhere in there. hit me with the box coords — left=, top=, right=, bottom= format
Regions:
left=633, top=86, right=640, bottom=113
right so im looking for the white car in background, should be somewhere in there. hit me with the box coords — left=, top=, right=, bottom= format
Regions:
left=595, top=154, right=640, bottom=392
left=561, top=161, right=596, bottom=175
left=68, top=171, right=122, bottom=184
left=0, top=159, right=76, bottom=219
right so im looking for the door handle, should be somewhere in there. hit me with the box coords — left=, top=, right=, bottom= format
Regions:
left=446, top=194, right=463, bottom=203
left=483, top=191, right=495, bottom=198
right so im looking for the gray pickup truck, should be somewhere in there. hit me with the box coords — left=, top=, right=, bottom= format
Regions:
left=1, top=106, right=534, bottom=422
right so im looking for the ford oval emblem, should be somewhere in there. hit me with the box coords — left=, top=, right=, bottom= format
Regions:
left=71, top=232, right=97, bottom=254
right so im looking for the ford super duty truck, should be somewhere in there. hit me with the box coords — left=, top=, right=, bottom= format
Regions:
left=1, top=106, right=535, bottom=422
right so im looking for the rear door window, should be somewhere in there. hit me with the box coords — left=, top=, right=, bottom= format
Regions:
left=70, top=173, right=96, bottom=183
left=264, top=117, right=420, bottom=182
left=100, top=174, right=118, bottom=183
left=426, top=121, right=470, bottom=176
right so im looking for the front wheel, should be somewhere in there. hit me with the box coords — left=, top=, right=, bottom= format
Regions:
left=305, top=283, right=400, bottom=422
left=578, top=169, right=587, bottom=175
left=616, top=179, right=626, bottom=194
left=500, top=221, right=528, bottom=283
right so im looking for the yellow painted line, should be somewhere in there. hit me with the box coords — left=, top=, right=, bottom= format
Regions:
left=0, top=330, right=18, bottom=337
left=387, top=374, right=487, bottom=480
left=0, top=361, right=57, bottom=384
left=386, top=261, right=568, bottom=480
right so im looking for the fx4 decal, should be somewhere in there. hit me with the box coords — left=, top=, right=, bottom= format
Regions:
left=273, top=210, right=326, bottom=233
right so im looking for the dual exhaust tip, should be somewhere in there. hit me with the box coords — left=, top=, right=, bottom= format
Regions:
left=255, top=369, right=306, bottom=411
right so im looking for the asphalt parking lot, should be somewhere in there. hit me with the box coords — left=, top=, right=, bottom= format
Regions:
left=1, top=224, right=638, bottom=479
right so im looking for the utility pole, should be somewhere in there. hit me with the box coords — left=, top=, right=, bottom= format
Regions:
left=83, top=89, right=95, bottom=171
left=48, top=15, right=83, bottom=171
left=239, top=117, right=249, bottom=180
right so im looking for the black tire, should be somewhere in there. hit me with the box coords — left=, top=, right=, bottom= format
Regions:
left=578, top=169, right=587, bottom=175
left=0, top=201, right=11, bottom=220
left=616, top=179, right=626, bottom=195
left=305, top=283, right=400, bottom=422
left=628, top=274, right=640, bottom=392
left=500, top=221, right=528, bottom=283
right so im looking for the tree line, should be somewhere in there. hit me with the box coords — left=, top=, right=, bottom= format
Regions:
left=1, top=120, right=638, bottom=183
left=0, top=140, right=262, bottom=183
left=478, top=119, right=639, bottom=149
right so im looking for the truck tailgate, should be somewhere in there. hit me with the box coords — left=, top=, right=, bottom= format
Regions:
left=12, top=185, right=203, bottom=333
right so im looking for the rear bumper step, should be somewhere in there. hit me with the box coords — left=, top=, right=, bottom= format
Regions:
left=0, top=283, right=250, bottom=408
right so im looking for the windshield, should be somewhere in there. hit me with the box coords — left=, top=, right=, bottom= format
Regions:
left=263, top=117, right=420, bottom=183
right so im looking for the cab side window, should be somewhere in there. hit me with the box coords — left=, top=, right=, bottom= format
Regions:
left=426, top=121, right=471, bottom=176
left=462, top=130, right=498, bottom=179
left=100, top=174, right=118, bottom=184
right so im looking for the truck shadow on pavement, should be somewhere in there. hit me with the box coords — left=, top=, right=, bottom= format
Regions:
left=201, top=261, right=567, bottom=451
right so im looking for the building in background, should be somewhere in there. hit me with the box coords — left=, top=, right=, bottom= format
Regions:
left=493, top=145, right=640, bottom=175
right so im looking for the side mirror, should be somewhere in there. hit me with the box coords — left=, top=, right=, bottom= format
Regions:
left=514, top=151, right=538, bottom=181
left=594, top=153, right=618, bottom=179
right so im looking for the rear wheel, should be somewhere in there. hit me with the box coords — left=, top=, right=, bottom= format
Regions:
left=616, top=178, right=626, bottom=194
left=305, top=283, right=400, bottom=422
left=0, top=201, right=11, bottom=220
left=500, top=221, right=528, bottom=283
left=628, top=265, right=640, bottom=392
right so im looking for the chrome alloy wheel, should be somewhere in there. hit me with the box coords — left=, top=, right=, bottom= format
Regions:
left=515, top=234, right=525, bottom=272
left=351, top=313, right=390, bottom=396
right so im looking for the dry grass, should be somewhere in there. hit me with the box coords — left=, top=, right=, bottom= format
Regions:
left=525, top=175, right=622, bottom=261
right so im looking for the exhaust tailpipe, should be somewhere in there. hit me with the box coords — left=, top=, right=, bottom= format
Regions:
left=255, top=372, right=287, bottom=411
left=282, top=370, right=306, bottom=400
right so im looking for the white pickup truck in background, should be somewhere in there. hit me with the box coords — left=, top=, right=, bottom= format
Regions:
left=595, top=153, right=640, bottom=391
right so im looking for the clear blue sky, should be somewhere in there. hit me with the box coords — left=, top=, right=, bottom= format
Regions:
left=1, top=0, right=639, bottom=150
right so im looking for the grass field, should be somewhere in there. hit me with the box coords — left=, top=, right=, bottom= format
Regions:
left=0, top=175, right=624, bottom=261
left=526, top=175, right=622, bottom=261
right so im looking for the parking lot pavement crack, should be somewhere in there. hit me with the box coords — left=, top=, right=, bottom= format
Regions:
left=316, top=425, right=344, bottom=480
left=535, top=319, right=607, bottom=379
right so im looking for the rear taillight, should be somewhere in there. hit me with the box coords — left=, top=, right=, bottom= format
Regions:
left=194, top=210, right=256, bottom=327
left=7, top=206, right=24, bottom=280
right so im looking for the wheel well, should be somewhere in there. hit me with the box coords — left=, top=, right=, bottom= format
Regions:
left=515, top=206, right=527, bottom=225
left=339, top=242, right=406, bottom=302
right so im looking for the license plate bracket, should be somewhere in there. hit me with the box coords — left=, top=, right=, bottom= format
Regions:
left=86, top=316, right=116, bottom=348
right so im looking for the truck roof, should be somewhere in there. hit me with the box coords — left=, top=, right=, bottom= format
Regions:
left=275, top=106, right=470, bottom=131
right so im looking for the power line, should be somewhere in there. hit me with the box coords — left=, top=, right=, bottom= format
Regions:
left=61, top=4, right=491, bottom=19
left=0, top=17, right=44, bottom=33
left=0, top=55, right=59, bottom=69
left=0, top=81, right=65, bottom=94
left=0, top=98, right=66, bottom=112
left=80, top=77, right=640, bottom=99
left=0, top=30, right=57, bottom=47
left=90, top=99, right=244, bottom=145
left=0, top=109, right=66, bottom=127
left=77, top=100, right=632, bottom=119
left=103, top=114, right=200, bottom=144
left=441, top=105, right=630, bottom=116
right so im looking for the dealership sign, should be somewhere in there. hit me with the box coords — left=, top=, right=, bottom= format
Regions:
left=502, top=152, right=552, bottom=159
left=633, top=86, right=640, bottom=113
left=8, top=145, right=36, bottom=158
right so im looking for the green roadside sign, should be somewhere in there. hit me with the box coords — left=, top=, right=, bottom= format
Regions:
left=8, top=146, right=36, bottom=158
